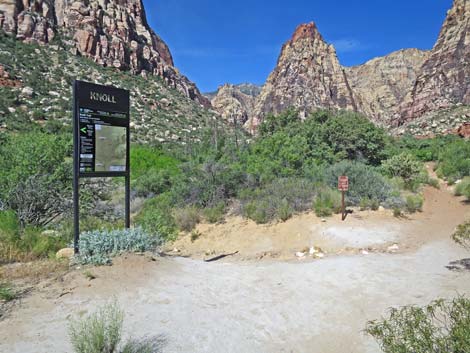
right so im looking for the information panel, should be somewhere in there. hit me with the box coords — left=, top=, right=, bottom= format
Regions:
left=73, top=80, right=130, bottom=178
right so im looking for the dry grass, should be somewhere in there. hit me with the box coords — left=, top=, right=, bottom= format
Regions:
left=0, top=259, right=69, bottom=283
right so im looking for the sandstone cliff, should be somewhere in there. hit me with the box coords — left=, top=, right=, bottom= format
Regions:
left=249, top=23, right=356, bottom=130
left=346, top=49, right=429, bottom=127
left=0, top=0, right=210, bottom=107
left=400, top=0, right=470, bottom=125
left=210, top=83, right=260, bottom=125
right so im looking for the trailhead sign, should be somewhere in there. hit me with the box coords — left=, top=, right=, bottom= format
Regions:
left=73, top=80, right=130, bottom=253
left=74, top=80, right=130, bottom=177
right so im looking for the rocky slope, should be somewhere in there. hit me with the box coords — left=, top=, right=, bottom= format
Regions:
left=248, top=23, right=356, bottom=130
left=346, top=49, right=429, bottom=127
left=400, top=0, right=470, bottom=124
left=0, top=30, right=222, bottom=144
left=209, top=83, right=261, bottom=125
left=0, top=0, right=210, bottom=107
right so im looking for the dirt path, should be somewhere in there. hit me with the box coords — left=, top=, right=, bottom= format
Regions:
left=0, top=180, right=469, bottom=353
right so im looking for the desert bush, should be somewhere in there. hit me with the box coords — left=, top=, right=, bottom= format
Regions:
left=382, top=153, right=425, bottom=190
left=131, top=146, right=180, bottom=197
left=277, top=199, right=294, bottom=222
left=202, top=202, right=226, bottom=223
left=325, top=161, right=394, bottom=205
left=76, top=228, right=161, bottom=266
left=393, top=207, right=403, bottom=218
left=314, top=187, right=342, bottom=217
left=427, top=178, right=440, bottom=189
left=455, top=177, right=470, bottom=200
left=69, top=301, right=124, bottom=353
left=366, top=296, right=470, bottom=353
left=174, top=206, right=200, bottom=232
left=0, top=211, right=68, bottom=263
left=0, top=282, right=17, bottom=302
left=0, top=132, right=73, bottom=227
left=243, top=200, right=271, bottom=224
left=405, top=194, right=424, bottom=213
left=134, top=194, right=177, bottom=241
left=69, top=302, right=163, bottom=353
left=240, top=178, right=316, bottom=223
left=436, top=138, right=470, bottom=180
left=452, top=221, right=470, bottom=250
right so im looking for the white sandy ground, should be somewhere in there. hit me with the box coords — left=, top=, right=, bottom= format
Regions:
left=0, top=238, right=469, bottom=353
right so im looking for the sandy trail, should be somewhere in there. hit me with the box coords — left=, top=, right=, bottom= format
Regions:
left=0, top=183, right=469, bottom=353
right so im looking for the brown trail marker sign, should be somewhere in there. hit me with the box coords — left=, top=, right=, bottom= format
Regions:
left=338, top=176, right=349, bottom=221
left=73, top=80, right=130, bottom=254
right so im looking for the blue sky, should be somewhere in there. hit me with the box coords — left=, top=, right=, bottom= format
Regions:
left=143, top=0, right=452, bottom=93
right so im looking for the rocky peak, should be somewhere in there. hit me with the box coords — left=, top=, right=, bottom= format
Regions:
left=211, top=83, right=259, bottom=125
left=400, top=0, right=470, bottom=124
left=0, top=0, right=210, bottom=107
left=249, top=22, right=357, bottom=131
left=291, top=22, right=323, bottom=42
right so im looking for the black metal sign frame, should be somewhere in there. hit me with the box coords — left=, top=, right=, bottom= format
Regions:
left=73, top=80, right=130, bottom=254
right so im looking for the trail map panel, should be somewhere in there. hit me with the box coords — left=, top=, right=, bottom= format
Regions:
left=74, top=80, right=130, bottom=178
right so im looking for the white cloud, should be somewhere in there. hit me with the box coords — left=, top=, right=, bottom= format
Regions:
left=331, top=39, right=368, bottom=53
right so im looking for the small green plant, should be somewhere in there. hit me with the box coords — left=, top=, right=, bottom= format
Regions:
left=314, top=188, right=341, bottom=218
left=370, top=199, right=380, bottom=211
left=452, top=220, right=470, bottom=250
left=83, top=270, right=96, bottom=281
left=76, top=228, right=161, bottom=266
left=366, top=296, right=470, bottom=353
left=174, top=206, right=200, bottom=232
left=190, top=230, right=202, bottom=242
left=243, top=200, right=270, bottom=224
left=202, top=203, right=226, bottom=224
left=69, top=301, right=123, bottom=353
left=69, top=301, right=163, bottom=353
left=393, top=207, right=403, bottom=218
left=427, top=178, right=440, bottom=189
left=0, top=282, right=17, bottom=302
left=405, top=195, right=424, bottom=213
left=382, top=153, right=425, bottom=190
left=360, top=197, right=371, bottom=211
left=455, top=177, right=470, bottom=200
left=135, top=194, right=177, bottom=241
left=277, top=199, right=293, bottom=222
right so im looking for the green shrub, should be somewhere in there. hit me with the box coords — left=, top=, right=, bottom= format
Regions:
left=0, top=132, right=73, bottom=227
left=370, top=199, right=380, bottom=211
left=202, top=202, right=226, bottom=223
left=135, top=194, right=177, bottom=241
left=325, top=161, right=394, bottom=205
left=455, top=177, right=470, bottom=200
left=405, top=195, right=424, bottom=213
left=69, top=301, right=124, bottom=353
left=360, top=197, right=371, bottom=211
left=393, top=207, right=403, bottom=218
left=0, top=282, right=17, bottom=302
left=427, top=178, right=440, bottom=189
left=314, top=187, right=342, bottom=217
left=437, top=138, right=470, bottom=180
left=69, top=301, right=164, bottom=353
left=277, top=199, right=293, bottom=222
left=382, top=153, right=425, bottom=190
left=243, top=200, right=270, bottom=224
left=240, top=178, right=316, bottom=223
left=366, top=296, right=470, bottom=353
left=174, top=206, right=200, bottom=232
left=452, top=221, right=470, bottom=250
left=76, top=228, right=161, bottom=266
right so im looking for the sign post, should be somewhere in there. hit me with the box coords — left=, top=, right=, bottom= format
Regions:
left=338, top=176, right=349, bottom=221
left=73, top=80, right=130, bottom=254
